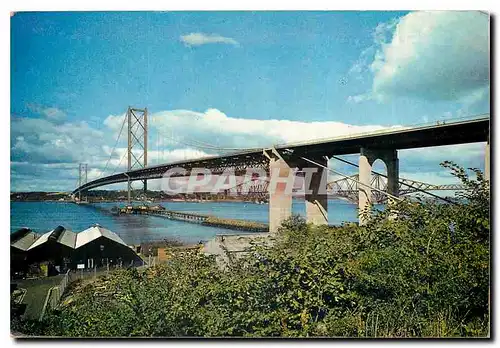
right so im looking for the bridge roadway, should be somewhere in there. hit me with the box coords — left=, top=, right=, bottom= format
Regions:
left=73, top=116, right=490, bottom=231
left=73, top=116, right=489, bottom=193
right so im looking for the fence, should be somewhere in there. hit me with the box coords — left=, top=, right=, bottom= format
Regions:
left=39, top=270, right=70, bottom=321
left=38, top=261, right=147, bottom=321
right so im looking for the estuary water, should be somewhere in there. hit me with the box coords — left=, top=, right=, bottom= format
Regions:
left=10, top=200, right=364, bottom=245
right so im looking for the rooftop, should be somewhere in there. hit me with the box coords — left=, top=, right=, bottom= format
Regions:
left=12, top=225, right=127, bottom=251
left=75, top=225, right=127, bottom=249
left=11, top=229, right=40, bottom=251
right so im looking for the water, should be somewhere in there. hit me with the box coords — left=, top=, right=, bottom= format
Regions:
left=10, top=199, right=363, bottom=245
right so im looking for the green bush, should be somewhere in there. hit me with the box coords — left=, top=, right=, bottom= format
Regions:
left=15, top=162, right=489, bottom=337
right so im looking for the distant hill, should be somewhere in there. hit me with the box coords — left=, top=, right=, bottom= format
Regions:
left=10, top=192, right=70, bottom=202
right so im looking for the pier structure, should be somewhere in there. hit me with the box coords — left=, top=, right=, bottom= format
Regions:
left=117, top=205, right=269, bottom=233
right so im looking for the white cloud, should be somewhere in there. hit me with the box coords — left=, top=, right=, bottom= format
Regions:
left=12, top=106, right=487, bottom=191
left=11, top=116, right=105, bottom=164
left=110, top=147, right=213, bottom=171
left=43, top=107, right=66, bottom=121
left=180, top=32, right=239, bottom=47
left=399, top=143, right=486, bottom=171
left=347, top=94, right=374, bottom=104
left=372, top=18, right=400, bottom=47
left=151, top=108, right=401, bottom=149
left=399, top=171, right=460, bottom=186
left=103, top=112, right=125, bottom=131
left=27, top=103, right=66, bottom=122
left=348, top=19, right=398, bottom=80
left=348, top=11, right=489, bottom=103
left=348, top=47, right=374, bottom=78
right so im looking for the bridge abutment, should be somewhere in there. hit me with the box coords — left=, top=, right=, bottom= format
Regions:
left=304, top=158, right=329, bottom=226
left=359, top=148, right=399, bottom=225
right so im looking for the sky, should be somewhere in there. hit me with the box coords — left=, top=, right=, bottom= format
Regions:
left=10, top=11, right=490, bottom=192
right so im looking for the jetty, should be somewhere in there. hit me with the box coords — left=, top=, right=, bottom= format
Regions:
left=114, top=205, right=269, bottom=233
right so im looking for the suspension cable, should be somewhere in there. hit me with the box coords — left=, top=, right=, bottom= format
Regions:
left=154, top=123, right=261, bottom=152
left=73, top=174, right=81, bottom=190
left=159, top=111, right=259, bottom=151
left=98, top=114, right=127, bottom=179
left=330, top=155, right=458, bottom=205
left=153, top=126, right=218, bottom=151
left=111, top=151, right=128, bottom=176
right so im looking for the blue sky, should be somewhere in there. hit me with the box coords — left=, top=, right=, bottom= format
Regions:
left=10, top=11, right=490, bottom=191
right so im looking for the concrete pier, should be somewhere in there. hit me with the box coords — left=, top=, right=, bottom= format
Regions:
left=359, top=148, right=399, bottom=225
left=304, top=158, right=328, bottom=225
left=485, top=139, right=490, bottom=182
left=268, top=157, right=293, bottom=234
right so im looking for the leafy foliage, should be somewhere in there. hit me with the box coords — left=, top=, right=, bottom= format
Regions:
left=13, top=162, right=490, bottom=337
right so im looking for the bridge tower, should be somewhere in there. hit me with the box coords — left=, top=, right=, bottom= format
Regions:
left=78, top=163, right=88, bottom=202
left=126, top=106, right=148, bottom=203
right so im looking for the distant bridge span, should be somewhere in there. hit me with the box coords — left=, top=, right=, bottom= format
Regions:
left=326, top=173, right=465, bottom=203
left=221, top=173, right=465, bottom=204
left=73, top=115, right=489, bottom=230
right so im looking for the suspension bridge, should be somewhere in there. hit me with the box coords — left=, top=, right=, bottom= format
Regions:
left=72, top=107, right=490, bottom=231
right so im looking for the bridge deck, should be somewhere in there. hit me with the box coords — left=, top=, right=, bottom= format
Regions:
left=73, top=116, right=489, bottom=194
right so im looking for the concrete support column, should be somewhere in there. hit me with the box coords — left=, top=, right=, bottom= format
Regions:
left=358, top=148, right=399, bottom=225
left=304, top=159, right=328, bottom=226
left=269, top=158, right=293, bottom=234
left=385, top=150, right=399, bottom=207
left=358, top=149, right=373, bottom=226
left=485, top=139, right=490, bottom=182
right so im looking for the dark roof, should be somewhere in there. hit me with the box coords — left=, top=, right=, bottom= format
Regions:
left=11, top=228, right=40, bottom=251
left=22, top=225, right=127, bottom=251
left=27, top=226, right=76, bottom=250
left=48, top=225, right=65, bottom=242
left=11, top=228, right=31, bottom=243
left=75, top=225, right=127, bottom=249
left=58, top=229, right=77, bottom=248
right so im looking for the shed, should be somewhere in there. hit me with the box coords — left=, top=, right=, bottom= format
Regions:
left=11, top=228, right=40, bottom=252
left=71, top=225, right=142, bottom=268
left=11, top=224, right=142, bottom=275
left=11, top=228, right=40, bottom=275
left=26, top=226, right=76, bottom=270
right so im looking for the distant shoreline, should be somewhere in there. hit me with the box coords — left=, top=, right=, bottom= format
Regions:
left=10, top=198, right=259, bottom=203
left=11, top=197, right=352, bottom=203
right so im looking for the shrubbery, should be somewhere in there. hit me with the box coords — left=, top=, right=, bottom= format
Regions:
left=13, top=162, right=490, bottom=337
